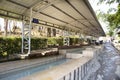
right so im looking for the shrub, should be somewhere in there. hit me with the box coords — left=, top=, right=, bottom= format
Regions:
left=47, top=38, right=57, bottom=46
left=47, top=37, right=63, bottom=47
left=0, top=37, right=47, bottom=58
left=56, top=37, right=63, bottom=46
left=0, top=37, right=21, bottom=58
left=69, top=37, right=79, bottom=45
left=31, top=38, right=47, bottom=50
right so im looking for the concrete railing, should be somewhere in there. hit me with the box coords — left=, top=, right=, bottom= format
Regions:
left=58, top=46, right=102, bottom=80
left=58, top=60, right=92, bottom=80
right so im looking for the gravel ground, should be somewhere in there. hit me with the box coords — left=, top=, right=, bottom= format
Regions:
left=87, top=43, right=120, bottom=80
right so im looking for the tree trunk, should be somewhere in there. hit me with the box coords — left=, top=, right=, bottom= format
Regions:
left=4, top=18, right=8, bottom=37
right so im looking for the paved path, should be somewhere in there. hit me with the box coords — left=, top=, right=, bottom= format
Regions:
left=88, top=43, right=120, bottom=80
left=0, top=55, right=64, bottom=75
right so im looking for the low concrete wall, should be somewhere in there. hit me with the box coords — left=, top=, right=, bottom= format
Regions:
left=82, top=45, right=102, bottom=58
left=59, top=50, right=66, bottom=55
left=20, top=46, right=103, bottom=80
left=66, top=53, right=83, bottom=59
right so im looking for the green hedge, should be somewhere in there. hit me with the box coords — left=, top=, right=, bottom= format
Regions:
left=31, top=38, right=47, bottom=50
left=0, top=37, right=81, bottom=58
left=47, top=37, right=63, bottom=46
left=0, top=37, right=47, bottom=58
left=0, top=37, right=21, bottom=58
left=47, top=37, right=80, bottom=46
left=69, top=37, right=79, bottom=45
left=56, top=37, right=63, bottom=46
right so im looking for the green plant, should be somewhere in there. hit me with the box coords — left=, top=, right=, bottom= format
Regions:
left=69, top=37, right=79, bottom=45
left=31, top=38, right=47, bottom=50
left=0, top=37, right=48, bottom=58
left=47, top=38, right=57, bottom=46
left=56, top=37, right=63, bottom=46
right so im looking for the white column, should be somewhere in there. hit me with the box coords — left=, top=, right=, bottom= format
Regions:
left=28, top=8, right=32, bottom=54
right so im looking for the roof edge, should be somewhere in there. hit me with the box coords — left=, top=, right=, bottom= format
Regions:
left=83, top=0, right=106, bottom=36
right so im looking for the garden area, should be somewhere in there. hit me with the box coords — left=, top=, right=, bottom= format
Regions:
left=0, top=36, right=91, bottom=62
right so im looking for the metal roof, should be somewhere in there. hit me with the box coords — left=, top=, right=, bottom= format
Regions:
left=0, top=0, right=105, bottom=36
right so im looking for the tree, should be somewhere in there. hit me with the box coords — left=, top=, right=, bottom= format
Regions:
left=107, top=4, right=120, bottom=29
left=98, top=0, right=120, bottom=5
left=97, top=0, right=120, bottom=36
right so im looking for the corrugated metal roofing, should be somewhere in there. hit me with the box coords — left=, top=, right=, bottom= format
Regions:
left=0, top=0, right=105, bottom=36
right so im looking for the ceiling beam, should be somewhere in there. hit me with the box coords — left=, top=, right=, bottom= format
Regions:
left=36, top=0, right=59, bottom=13
left=51, top=4, right=89, bottom=29
left=29, top=0, right=45, bottom=8
left=5, top=0, right=99, bottom=35
left=65, top=0, right=99, bottom=31
left=0, top=9, right=23, bottom=20
left=6, top=0, right=82, bottom=32
left=6, top=0, right=29, bottom=8
left=40, top=12, right=82, bottom=29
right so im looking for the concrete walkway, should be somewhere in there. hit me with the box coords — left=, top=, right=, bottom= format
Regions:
left=88, top=43, right=120, bottom=80
left=0, top=55, right=64, bottom=75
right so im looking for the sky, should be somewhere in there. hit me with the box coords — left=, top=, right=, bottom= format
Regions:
left=89, top=0, right=118, bottom=33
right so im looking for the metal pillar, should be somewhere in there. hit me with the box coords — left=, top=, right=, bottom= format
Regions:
left=22, top=8, right=32, bottom=55
left=63, top=30, right=70, bottom=46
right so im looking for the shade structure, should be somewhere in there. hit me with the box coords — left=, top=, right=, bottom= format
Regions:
left=0, top=0, right=105, bottom=36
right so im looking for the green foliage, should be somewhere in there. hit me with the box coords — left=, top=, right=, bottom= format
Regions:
left=0, top=37, right=47, bottom=58
left=107, top=30, right=114, bottom=36
left=47, top=37, right=63, bottom=46
left=56, top=37, right=63, bottom=46
left=0, top=37, right=21, bottom=58
left=31, top=38, right=47, bottom=50
left=106, top=3, right=120, bottom=32
left=47, top=38, right=57, bottom=46
left=69, top=37, right=79, bottom=45
left=98, top=0, right=119, bottom=5
left=107, top=4, right=120, bottom=28
left=0, top=37, right=80, bottom=59
left=97, top=0, right=120, bottom=36
left=97, top=11, right=108, bottom=21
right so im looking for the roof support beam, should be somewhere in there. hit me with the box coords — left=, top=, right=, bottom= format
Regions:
left=6, top=0, right=82, bottom=31
left=65, top=0, right=99, bottom=31
left=65, top=0, right=86, bottom=19
left=51, top=4, right=89, bottom=29
left=0, top=9, right=23, bottom=20
left=6, top=0, right=29, bottom=9
left=37, top=0, right=59, bottom=13
left=39, top=12, right=82, bottom=30
left=4, top=0, right=100, bottom=36
left=51, top=4, right=101, bottom=34
left=29, top=0, right=45, bottom=8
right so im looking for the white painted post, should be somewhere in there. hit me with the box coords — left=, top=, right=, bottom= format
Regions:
left=21, top=20, right=24, bottom=54
left=28, top=8, right=32, bottom=55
